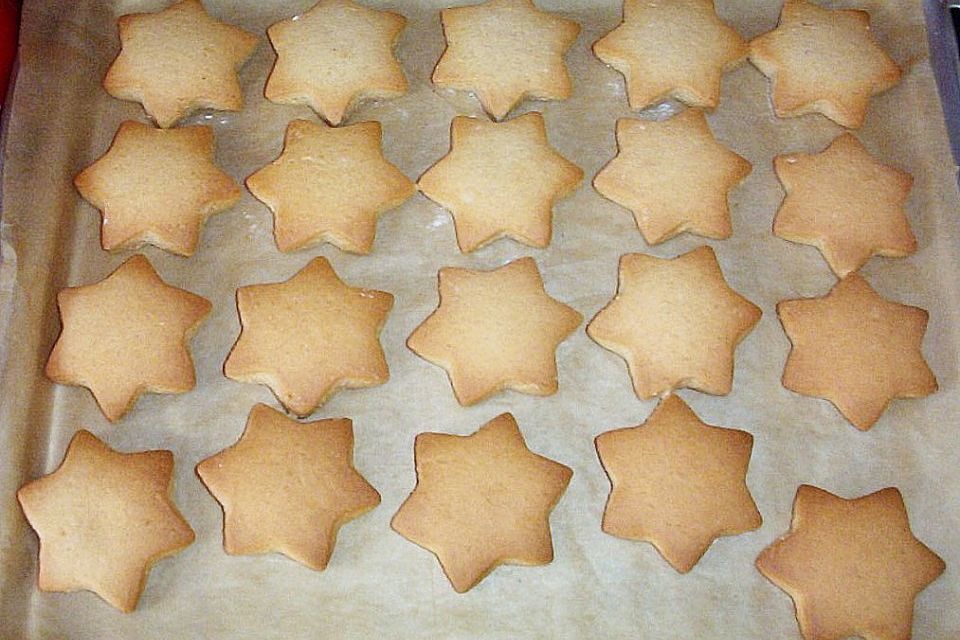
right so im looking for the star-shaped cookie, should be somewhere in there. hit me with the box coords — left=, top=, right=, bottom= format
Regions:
left=246, top=119, right=415, bottom=254
left=773, top=133, right=915, bottom=278
left=749, top=0, right=901, bottom=129
left=224, top=257, right=393, bottom=416
left=45, top=255, right=212, bottom=422
left=407, top=257, right=582, bottom=405
left=432, top=0, right=580, bottom=120
left=777, top=274, right=937, bottom=431
left=593, top=0, right=748, bottom=111
left=593, top=111, right=751, bottom=245
left=17, top=430, right=195, bottom=612
left=417, top=113, right=583, bottom=252
left=391, top=413, right=572, bottom=592
left=587, top=246, right=761, bottom=399
left=74, top=121, right=242, bottom=257
left=196, top=404, right=380, bottom=570
left=103, top=0, right=258, bottom=128
left=596, top=394, right=761, bottom=573
left=265, top=0, right=407, bottom=125
left=756, top=485, right=945, bottom=640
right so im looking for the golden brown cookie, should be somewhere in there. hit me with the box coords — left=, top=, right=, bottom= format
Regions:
left=756, top=485, right=945, bottom=640
left=196, top=404, right=380, bottom=570
left=595, top=394, right=761, bottom=573
left=265, top=0, right=407, bottom=125
left=773, top=133, right=915, bottom=278
left=433, top=0, right=580, bottom=120
left=391, top=413, right=572, bottom=593
left=749, top=0, right=901, bottom=129
left=246, top=119, right=414, bottom=254
left=45, top=255, right=212, bottom=422
left=74, top=120, right=241, bottom=257
left=103, top=0, right=258, bottom=128
left=593, top=0, right=747, bottom=111
left=777, top=274, right=937, bottom=431
left=223, top=257, right=393, bottom=417
left=407, top=257, right=582, bottom=405
left=418, top=113, right=583, bottom=252
left=587, top=246, right=761, bottom=399
left=593, top=110, right=751, bottom=245
left=17, top=430, right=195, bottom=613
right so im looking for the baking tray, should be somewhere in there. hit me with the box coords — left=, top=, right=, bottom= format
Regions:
left=1, top=1, right=958, bottom=638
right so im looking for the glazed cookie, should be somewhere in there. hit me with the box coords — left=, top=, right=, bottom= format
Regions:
left=749, top=0, right=901, bottom=129
left=596, top=394, right=761, bottom=573
left=407, top=257, right=582, bottom=405
left=223, top=257, right=393, bottom=416
left=17, top=430, right=195, bottom=612
left=103, top=0, right=258, bottom=128
left=433, top=0, right=580, bottom=120
left=74, top=121, right=241, bottom=257
left=773, top=133, right=915, bottom=277
left=196, top=404, right=380, bottom=570
left=587, top=246, right=761, bottom=399
left=265, top=0, right=407, bottom=125
left=593, top=0, right=747, bottom=111
left=593, top=110, right=751, bottom=245
left=45, top=255, right=212, bottom=422
left=757, top=485, right=945, bottom=640
left=391, top=413, right=572, bottom=592
left=778, top=274, right=937, bottom=430
left=246, top=119, right=414, bottom=254
left=418, top=113, right=583, bottom=252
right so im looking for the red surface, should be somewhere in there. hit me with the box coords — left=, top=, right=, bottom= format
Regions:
left=0, top=0, right=18, bottom=105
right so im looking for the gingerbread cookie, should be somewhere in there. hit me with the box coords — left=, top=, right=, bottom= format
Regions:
left=103, top=0, right=258, bottom=128
left=773, top=133, right=915, bottom=278
left=417, top=113, right=583, bottom=252
left=391, top=413, right=572, bottom=592
left=74, top=121, right=241, bottom=257
left=433, top=0, right=580, bottom=120
left=778, top=274, right=937, bottom=431
left=593, top=0, right=747, bottom=111
left=756, top=485, right=945, bottom=640
left=587, top=246, right=761, bottom=399
left=407, top=257, right=582, bottom=405
left=265, top=0, right=407, bottom=125
left=45, top=255, right=212, bottom=422
left=223, top=257, right=393, bottom=416
left=596, top=394, right=761, bottom=573
left=749, top=0, right=901, bottom=129
left=593, top=110, right=751, bottom=245
left=246, top=119, right=414, bottom=254
left=17, top=430, right=195, bottom=612
left=196, top=404, right=380, bottom=570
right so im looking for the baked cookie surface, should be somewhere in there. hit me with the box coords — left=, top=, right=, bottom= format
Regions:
left=45, top=255, right=212, bottom=422
left=749, top=0, right=901, bottom=129
left=196, top=404, right=380, bottom=570
left=17, top=430, right=195, bottom=613
left=418, top=113, right=583, bottom=252
left=223, top=257, right=393, bottom=416
left=103, top=0, right=258, bottom=128
left=407, top=257, right=582, bottom=405
left=265, top=0, right=407, bottom=125
left=75, top=121, right=241, bottom=257
left=593, top=0, right=747, bottom=111
left=246, top=119, right=414, bottom=254
left=756, top=485, right=945, bottom=640
left=433, top=0, right=580, bottom=120
left=391, top=413, right=572, bottom=592
left=593, top=110, right=751, bottom=245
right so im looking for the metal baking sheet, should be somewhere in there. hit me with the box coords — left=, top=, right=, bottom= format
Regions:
left=1, top=1, right=957, bottom=638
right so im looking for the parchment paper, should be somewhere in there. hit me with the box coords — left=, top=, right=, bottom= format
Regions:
left=0, top=1, right=957, bottom=638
